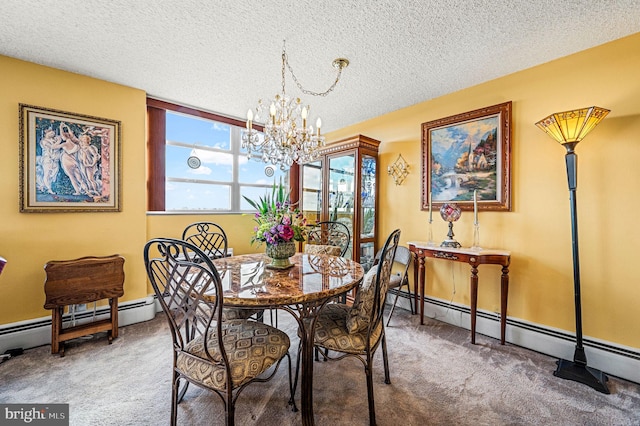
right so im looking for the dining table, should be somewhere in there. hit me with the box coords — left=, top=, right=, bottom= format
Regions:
left=208, top=252, right=364, bottom=426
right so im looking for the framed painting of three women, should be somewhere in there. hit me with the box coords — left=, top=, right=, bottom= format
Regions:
left=19, top=104, right=121, bottom=212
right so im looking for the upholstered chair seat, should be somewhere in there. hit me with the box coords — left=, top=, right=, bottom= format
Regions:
left=313, top=303, right=383, bottom=354
left=177, top=319, right=290, bottom=390
left=304, top=244, right=342, bottom=256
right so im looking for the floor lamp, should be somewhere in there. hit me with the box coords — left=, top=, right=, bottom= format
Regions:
left=0, top=257, right=9, bottom=363
left=535, top=106, right=610, bottom=394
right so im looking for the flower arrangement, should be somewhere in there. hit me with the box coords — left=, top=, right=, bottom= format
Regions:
left=243, top=181, right=307, bottom=246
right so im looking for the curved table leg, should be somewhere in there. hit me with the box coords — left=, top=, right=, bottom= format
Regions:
left=470, top=264, right=479, bottom=345
left=282, top=299, right=331, bottom=426
left=500, top=264, right=510, bottom=345
left=417, top=254, right=426, bottom=325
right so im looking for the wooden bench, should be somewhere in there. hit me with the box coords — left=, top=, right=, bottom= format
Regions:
left=43, top=255, right=125, bottom=356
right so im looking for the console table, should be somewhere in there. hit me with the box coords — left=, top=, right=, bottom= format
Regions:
left=407, top=242, right=511, bottom=345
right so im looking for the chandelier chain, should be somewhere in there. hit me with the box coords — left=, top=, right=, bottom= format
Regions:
left=284, top=52, right=344, bottom=98
left=281, top=52, right=287, bottom=96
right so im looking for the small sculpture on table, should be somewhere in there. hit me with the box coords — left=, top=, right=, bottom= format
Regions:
left=440, top=203, right=462, bottom=248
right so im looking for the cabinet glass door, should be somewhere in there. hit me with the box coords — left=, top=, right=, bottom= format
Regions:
left=361, top=155, right=376, bottom=239
left=328, top=154, right=355, bottom=259
left=300, top=160, right=322, bottom=223
left=360, top=155, right=377, bottom=270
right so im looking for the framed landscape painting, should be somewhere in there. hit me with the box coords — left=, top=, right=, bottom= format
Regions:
left=19, top=104, right=121, bottom=212
left=421, top=101, right=512, bottom=212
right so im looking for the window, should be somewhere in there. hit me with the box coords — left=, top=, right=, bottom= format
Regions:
left=147, top=99, right=289, bottom=212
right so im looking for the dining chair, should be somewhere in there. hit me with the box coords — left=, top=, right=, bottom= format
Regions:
left=144, top=238, right=296, bottom=426
left=181, top=222, right=229, bottom=261
left=307, top=220, right=352, bottom=307
left=182, top=221, right=262, bottom=321
left=311, top=228, right=400, bottom=426
left=372, top=246, right=414, bottom=326
left=306, top=221, right=351, bottom=257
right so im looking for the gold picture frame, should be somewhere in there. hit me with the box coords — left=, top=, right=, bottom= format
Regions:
left=421, top=101, right=512, bottom=212
left=19, top=104, right=121, bottom=212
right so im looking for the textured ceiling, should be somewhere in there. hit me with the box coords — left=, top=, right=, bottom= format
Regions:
left=2, top=1, right=640, bottom=132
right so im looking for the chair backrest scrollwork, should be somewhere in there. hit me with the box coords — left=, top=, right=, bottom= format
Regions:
left=182, top=222, right=229, bottom=262
left=307, top=221, right=351, bottom=256
left=144, top=238, right=228, bottom=364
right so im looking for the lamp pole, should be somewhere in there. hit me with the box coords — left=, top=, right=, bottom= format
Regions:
left=535, top=106, right=610, bottom=393
left=554, top=142, right=609, bottom=394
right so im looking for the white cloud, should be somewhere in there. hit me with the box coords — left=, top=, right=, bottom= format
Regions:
left=192, top=149, right=233, bottom=166
left=189, top=165, right=213, bottom=175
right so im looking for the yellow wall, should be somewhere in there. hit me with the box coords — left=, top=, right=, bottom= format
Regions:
left=327, top=32, right=640, bottom=348
left=1, top=32, right=639, bottom=351
left=0, top=56, right=148, bottom=323
left=146, top=213, right=258, bottom=256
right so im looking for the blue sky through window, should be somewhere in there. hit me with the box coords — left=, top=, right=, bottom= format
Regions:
left=165, top=111, right=289, bottom=211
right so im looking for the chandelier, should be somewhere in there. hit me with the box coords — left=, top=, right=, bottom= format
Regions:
left=242, top=42, right=349, bottom=169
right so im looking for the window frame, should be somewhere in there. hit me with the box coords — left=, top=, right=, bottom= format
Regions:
left=146, top=97, right=269, bottom=213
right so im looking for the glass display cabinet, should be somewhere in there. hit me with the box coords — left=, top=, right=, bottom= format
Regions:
left=292, top=134, right=380, bottom=272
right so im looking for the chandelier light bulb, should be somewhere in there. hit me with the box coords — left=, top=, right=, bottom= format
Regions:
left=301, top=106, right=308, bottom=130
left=246, top=109, right=253, bottom=130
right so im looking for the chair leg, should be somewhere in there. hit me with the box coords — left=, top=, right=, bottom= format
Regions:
left=386, top=288, right=401, bottom=326
left=292, top=340, right=302, bottom=405
left=387, top=279, right=415, bottom=326
left=268, top=308, right=277, bottom=327
left=382, top=333, right=390, bottom=385
left=406, top=281, right=415, bottom=315
left=177, top=380, right=190, bottom=403
left=171, top=374, right=180, bottom=426
left=315, top=346, right=329, bottom=361
left=226, top=392, right=235, bottom=426
left=286, top=352, right=299, bottom=412
left=365, top=357, right=377, bottom=426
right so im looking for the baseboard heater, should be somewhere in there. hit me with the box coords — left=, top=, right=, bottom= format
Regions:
left=2, top=293, right=638, bottom=384
left=0, top=297, right=156, bottom=354
left=412, top=294, right=640, bottom=384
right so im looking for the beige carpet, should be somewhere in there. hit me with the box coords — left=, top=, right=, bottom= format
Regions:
left=1, top=307, right=638, bottom=425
